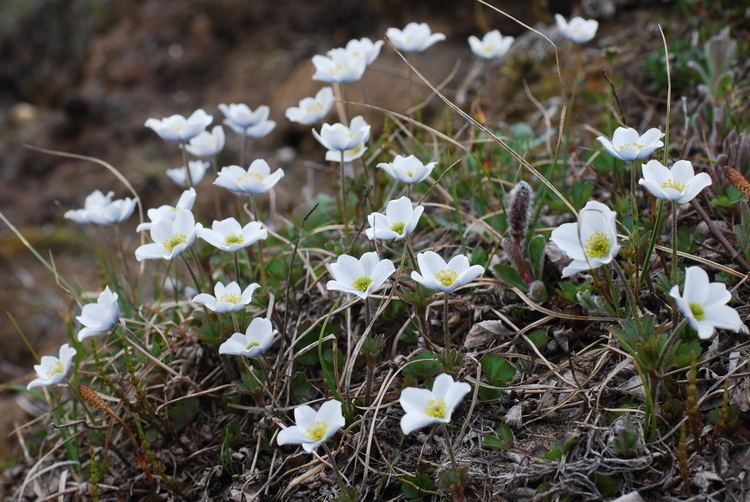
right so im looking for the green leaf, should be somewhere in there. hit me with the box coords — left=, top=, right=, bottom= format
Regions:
left=494, top=264, right=528, bottom=291
left=167, top=397, right=200, bottom=431
left=402, top=351, right=441, bottom=380
left=401, top=472, right=436, bottom=501
left=527, top=330, right=549, bottom=349
left=291, top=372, right=314, bottom=403
left=526, top=234, right=546, bottom=278
left=483, top=424, right=513, bottom=450
left=479, top=354, right=515, bottom=400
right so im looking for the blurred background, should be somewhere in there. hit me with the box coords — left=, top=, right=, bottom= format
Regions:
left=0, top=0, right=741, bottom=460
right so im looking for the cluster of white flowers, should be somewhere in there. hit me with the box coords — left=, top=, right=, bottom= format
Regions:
left=29, top=15, right=748, bottom=487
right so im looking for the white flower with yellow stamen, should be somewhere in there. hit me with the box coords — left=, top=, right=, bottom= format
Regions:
left=277, top=399, right=346, bottom=452
left=136, top=188, right=196, bottom=233
left=365, top=196, right=424, bottom=241
left=386, top=22, right=445, bottom=53
left=145, top=109, right=213, bottom=142
left=166, top=160, right=210, bottom=187
left=27, top=344, right=77, bottom=390
left=76, top=286, right=120, bottom=341
left=468, top=30, right=514, bottom=60
left=312, top=116, right=371, bottom=164
left=184, top=125, right=225, bottom=158
left=377, top=154, right=437, bottom=185
left=638, top=160, right=712, bottom=204
left=411, top=251, right=484, bottom=293
left=554, top=14, right=598, bottom=44
left=399, top=373, right=471, bottom=434
left=285, top=87, right=335, bottom=126
left=670, top=266, right=744, bottom=339
left=214, top=160, right=285, bottom=196
left=549, top=200, right=619, bottom=278
left=192, top=281, right=260, bottom=313
left=135, top=209, right=200, bottom=261
left=326, top=252, right=395, bottom=300
left=197, top=217, right=267, bottom=252
left=597, top=126, right=664, bottom=162
left=218, top=317, right=275, bottom=357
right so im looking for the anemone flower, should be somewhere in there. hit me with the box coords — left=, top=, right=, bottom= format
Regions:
left=218, top=103, right=276, bottom=139
left=145, top=109, right=213, bottom=142
left=549, top=200, right=619, bottom=278
left=399, top=373, right=471, bottom=434
left=411, top=251, right=484, bottom=293
left=377, top=155, right=437, bottom=185
left=277, top=400, right=346, bottom=453
left=670, top=266, right=744, bottom=339
left=64, top=190, right=136, bottom=226
left=365, top=196, right=424, bottom=241
left=639, top=160, right=712, bottom=204
left=134, top=209, right=200, bottom=261
left=340, top=37, right=384, bottom=65
left=218, top=317, right=275, bottom=358
left=386, top=22, right=446, bottom=53
left=554, top=14, right=598, bottom=44
left=137, top=188, right=196, bottom=233
left=468, top=30, right=514, bottom=60
left=597, top=127, right=664, bottom=162
left=312, top=49, right=367, bottom=84
left=285, top=87, right=335, bottom=126
left=312, top=116, right=371, bottom=163
left=326, top=252, right=396, bottom=300
left=214, top=160, right=285, bottom=196
left=76, top=286, right=120, bottom=341
left=184, top=125, right=225, bottom=158
left=166, top=160, right=210, bottom=187
left=197, top=217, right=267, bottom=252
left=192, top=281, right=260, bottom=313
left=27, top=344, right=76, bottom=390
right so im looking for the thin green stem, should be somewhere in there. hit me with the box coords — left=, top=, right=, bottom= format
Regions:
left=321, top=441, right=347, bottom=490
left=443, top=293, right=451, bottom=351
left=671, top=202, right=679, bottom=284
left=440, top=423, right=457, bottom=469
left=180, top=254, right=201, bottom=292
left=250, top=197, right=267, bottom=283
left=630, top=161, right=639, bottom=224
left=234, top=252, right=241, bottom=282
left=640, top=200, right=664, bottom=284
left=340, top=150, right=349, bottom=235
left=180, top=142, right=194, bottom=188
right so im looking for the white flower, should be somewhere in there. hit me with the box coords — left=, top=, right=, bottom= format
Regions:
left=135, top=209, right=200, bottom=261
left=193, top=281, right=260, bottom=313
left=377, top=154, right=436, bottom=184
left=184, top=125, right=225, bottom=158
left=285, top=87, right=335, bottom=126
left=197, top=217, right=267, bottom=252
left=399, top=373, right=471, bottom=434
left=145, top=109, right=213, bottom=142
left=597, top=127, right=664, bottom=161
left=64, top=190, right=136, bottom=225
left=27, top=344, right=76, bottom=390
left=555, top=14, right=598, bottom=44
left=326, top=252, right=396, bottom=300
left=277, top=399, right=346, bottom=453
left=166, top=160, right=210, bottom=187
left=312, top=49, right=367, bottom=84
left=339, top=37, right=384, bottom=65
left=366, top=196, right=424, bottom=241
left=219, top=103, right=276, bottom=138
left=312, top=116, right=370, bottom=163
left=386, top=22, right=446, bottom=53
left=76, top=286, right=120, bottom=341
left=218, top=317, right=275, bottom=357
left=411, top=251, right=484, bottom=293
left=136, top=188, right=195, bottom=232
left=549, top=200, right=620, bottom=278
left=670, top=266, right=744, bottom=339
left=639, top=160, right=712, bottom=204
left=468, top=30, right=514, bottom=60
left=214, top=160, right=285, bottom=196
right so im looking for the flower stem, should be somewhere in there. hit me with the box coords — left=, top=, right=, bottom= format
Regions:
left=340, top=150, right=349, bottom=236
left=630, top=161, right=639, bottom=224
left=443, top=293, right=451, bottom=352
left=671, top=202, right=679, bottom=284
left=440, top=423, right=458, bottom=470
left=250, top=197, right=267, bottom=283
left=180, top=254, right=201, bottom=292
left=405, top=239, right=418, bottom=268
left=321, top=441, right=347, bottom=490
left=234, top=252, right=241, bottom=282
left=180, top=142, right=194, bottom=188
left=241, top=135, right=248, bottom=166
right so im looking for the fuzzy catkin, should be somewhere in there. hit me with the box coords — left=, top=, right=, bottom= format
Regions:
left=726, top=167, right=750, bottom=198
left=508, top=181, right=533, bottom=246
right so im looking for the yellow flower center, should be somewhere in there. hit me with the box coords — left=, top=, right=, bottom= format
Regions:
left=219, top=294, right=242, bottom=304
left=245, top=341, right=260, bottom=350
left=307, top=421, right=328, bottom=442
left=424, top=399, right=446, bottom=418
left=615, top=142, right=642, bottom=152
left=390, top=221, right=406, bottom=235
left=660, top=180, right=685, bottom=192
left=689, top=303, right=705, bottom=321
left=584, top=232, right=611, bottom=259
left=47, top=360, right=65, bottom=379
left=224, top=234, right=244, bottom=245
left=307, top=102, right=323, bottom=113
left=353, top=276, right=373, bottom=293
left=164, top=234, right=187, bottom=253
left=435, top=269, right=458, bottom=288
